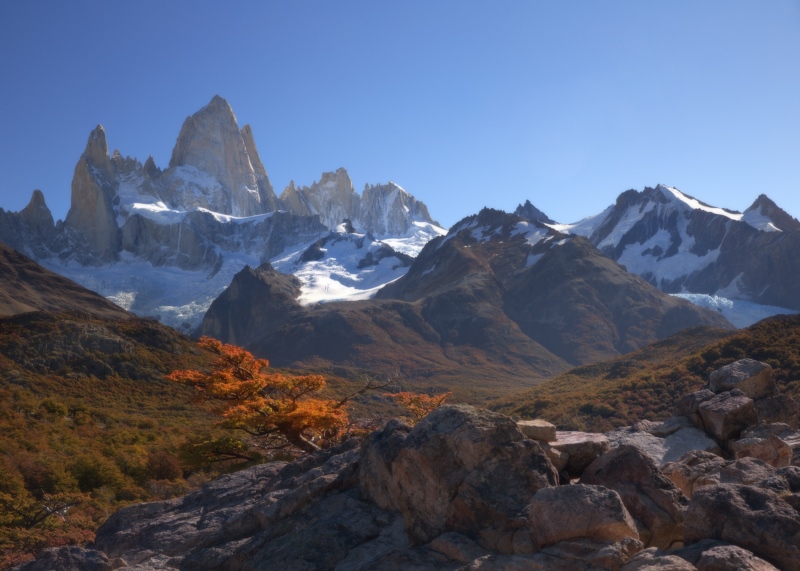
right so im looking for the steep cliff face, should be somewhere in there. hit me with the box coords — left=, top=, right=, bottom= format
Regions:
left=165, top=95, right=279, bottom=216
left=361, top=181, right=440, bottom=236
left=279, top=168, right=361, bottom=229
left=279, top=168, right=441, bottom=237
left=63, top=125, right=120, bottom=263
left=0, top=190, right=63, bottom=259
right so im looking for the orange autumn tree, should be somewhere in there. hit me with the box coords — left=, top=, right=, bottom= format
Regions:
left=386, top=391, right=451, bottom=422
left=167, top=337, right=349, bottom=455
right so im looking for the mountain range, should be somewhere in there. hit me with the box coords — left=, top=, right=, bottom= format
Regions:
left=524, top=185, right=800, bottom=326
left=0, top=96, right=443, bottom=331
left=0, top=95, right=798, bottom=388
left=200, top=208, right=731, bottom=398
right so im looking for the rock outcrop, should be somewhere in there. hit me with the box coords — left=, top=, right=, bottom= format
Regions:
left=359, top=406, right=558, bottom=548
left=278, top=169, right=441, bottom=236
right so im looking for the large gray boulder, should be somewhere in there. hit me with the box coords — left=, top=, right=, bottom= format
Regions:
left=621, top=547, right=698, bottom=570
left=754, top=394, right=800, bottom=429
left=662, top=427, right=722, bottom=465
left=708, top=359, right=776, bottom=400
left=672, top=539, right=780, bottom=570
left=581, top=445, right=688, bottom=549
left=685, top=484, right=800, bottom=571
left=528, top=484, right=639, bottom=547
left=11, top=547, right=114, bottom=571
left=359, top=405, right=559, bottom=549
left=550, top=431, right=611, bottom=477
left=661, top=451, right=775, bottom=499
left=698, top=391, right=758, bottom=442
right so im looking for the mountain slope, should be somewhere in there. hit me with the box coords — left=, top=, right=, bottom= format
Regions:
left=201, top=209, right=733, bottom=399
left=535, top=185, right=800, bottom=315
left=0, top=243, right=129, bottom=320
left=493, top=313, right=800, bottom=432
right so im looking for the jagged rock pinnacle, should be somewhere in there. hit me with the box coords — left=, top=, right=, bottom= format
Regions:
left=166, top=95, right=278, bottom=216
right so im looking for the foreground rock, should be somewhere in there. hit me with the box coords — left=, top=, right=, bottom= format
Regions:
left=360, top=405, right=559, bottom=548
left=685, top=484, right=800, bottom=570
left=529, top=484, right=638, bottom=547
left=582, top=446, right=688, bottom=549
left=12, top=547, right=115, bottom=571
left=550, top=431, right=611, bottom=477
left=708, top=359, right=776, bottom=400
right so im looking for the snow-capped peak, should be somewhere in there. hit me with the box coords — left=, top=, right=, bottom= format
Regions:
left=656, top=185, right=743, bottom=221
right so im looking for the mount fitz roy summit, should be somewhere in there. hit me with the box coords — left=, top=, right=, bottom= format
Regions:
left=0, top=96, right=445, bottom=331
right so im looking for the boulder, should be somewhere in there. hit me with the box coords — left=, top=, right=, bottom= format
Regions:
left=662, top=427, right=722, bottom=465
left=698, top=391, right=758, bottom=441
left=428, top=532, right=489, bottom=563
left=673, top=539, right=780, bottom=570
left=674, top=390, right=716, bottom=428
left=730, top=434, right=792, bottom=468
left=517, top=419, right=557, bottom=442
left=463, top=538, right=643, bottom=570
left=10, top=547, right=113, bottom=571
left=93, top=439, right=414, bottom=570
left=539, top=441, right=569, bottom=472
left=660, top=452, right=776, bottom=499
left=606, top=428, right=668, bottom=466
left=359, top=405, right=559, bottom=548
left=621, top=547, right=698, bottom=570
left=551, top=431, right=611, bottom=477
left=685, top=484, right=800, bottom=571
left=754, top=394, right=800, bottom=429
left=528, top=484, right=639, bottom=547
left=582, top=445, right=688, bottom=549
left=708, top=359, right=776, bottom=399
left=695, top=544, right=780, bottom=571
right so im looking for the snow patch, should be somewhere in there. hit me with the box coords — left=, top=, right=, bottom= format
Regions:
left=271, top=233, right=413, bottom=306
left=742, top=209, right=782, bottom=232
left=660, top=186, right=743, bottom=221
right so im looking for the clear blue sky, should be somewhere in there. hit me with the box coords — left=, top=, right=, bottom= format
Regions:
left=1, top=1, right=798, bottom=229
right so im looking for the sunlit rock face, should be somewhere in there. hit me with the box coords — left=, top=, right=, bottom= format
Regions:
left=165, top=95, right=279, bottom=216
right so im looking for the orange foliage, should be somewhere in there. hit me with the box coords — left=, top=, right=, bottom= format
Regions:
left=167, top=337, right=348, bottom=454
left=385, top=391, right=451, bottom=421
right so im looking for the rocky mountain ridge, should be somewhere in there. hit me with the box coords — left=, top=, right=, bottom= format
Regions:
left=200, top=208, right=733, bottom=398
left=15, top=358, right=800, bottom=570
left=517, top=185, right=800, bottom=319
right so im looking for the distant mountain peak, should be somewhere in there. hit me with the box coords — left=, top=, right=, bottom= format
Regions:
left=514, top=199, right=555, bottom=225
left=744, top=194, right=800, bottom=232
left=166, top=95, right=278, bottom=216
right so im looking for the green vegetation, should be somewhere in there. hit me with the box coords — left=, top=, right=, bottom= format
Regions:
left=493, top=316, right=800, bottom=432
left=0, top=312, right=229, bottom=568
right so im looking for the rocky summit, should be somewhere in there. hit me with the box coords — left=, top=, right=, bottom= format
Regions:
left=14, top=358, right=800, bottom=571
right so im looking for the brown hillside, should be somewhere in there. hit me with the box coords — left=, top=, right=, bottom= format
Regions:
left=0, top=244, right=129, bottom=320
left=493, top=314, right=800, bottom=432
